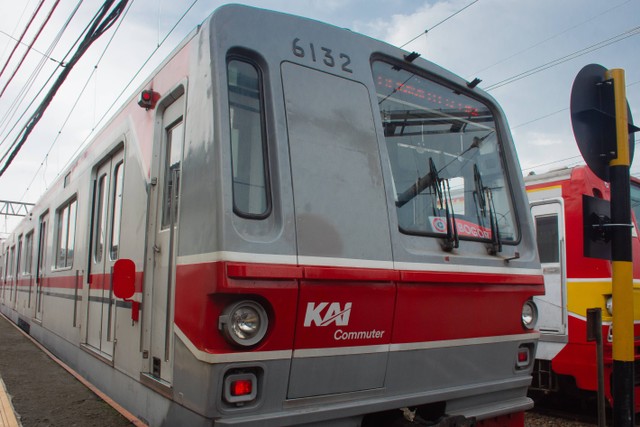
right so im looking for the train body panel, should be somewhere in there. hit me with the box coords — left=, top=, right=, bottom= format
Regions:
left=1, top=5, right=543, bottom=426
left=526, top=165, right=640, bottom=410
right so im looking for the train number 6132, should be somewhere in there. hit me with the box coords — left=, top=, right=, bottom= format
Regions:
left=292, top=38, right=353, bottom=73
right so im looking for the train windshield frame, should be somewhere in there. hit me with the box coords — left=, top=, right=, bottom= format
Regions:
left=372, top=60, right=518, bottom=244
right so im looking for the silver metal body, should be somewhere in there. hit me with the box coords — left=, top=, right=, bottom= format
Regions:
left=0, top=5, right=542, bottom=426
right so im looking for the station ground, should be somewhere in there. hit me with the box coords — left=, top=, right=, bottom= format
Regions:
left=0, top=313, right=141, bottom=427
left=0, top=313, right=593, bottom=427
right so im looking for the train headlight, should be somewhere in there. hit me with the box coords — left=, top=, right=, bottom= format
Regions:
left=521, top=300, right=538, bottom=330
left=606, top=296, right=613, bottom=316
left=218, top=300, right=268, bottom=347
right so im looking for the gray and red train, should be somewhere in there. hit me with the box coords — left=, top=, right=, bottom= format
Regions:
left=0, top=5, right=543, bottom=426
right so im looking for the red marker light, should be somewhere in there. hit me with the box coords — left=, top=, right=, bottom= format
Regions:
left=231, top=379, right=253, bottom=396
left=518, top=348, right=529, bottom=363
left=138, top=89, right=160, bottom=109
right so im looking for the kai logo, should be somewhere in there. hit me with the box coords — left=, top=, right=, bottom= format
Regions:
left=304, top=302, right=352, bottom=327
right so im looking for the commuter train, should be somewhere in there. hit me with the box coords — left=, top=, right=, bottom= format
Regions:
left=526, top=165, right=640, bottom=410
left=0, top=5, right=544, bottom=426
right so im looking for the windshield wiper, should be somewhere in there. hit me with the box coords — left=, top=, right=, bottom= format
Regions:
left=427, top=158, right=458, bottom=250
left=472, top=164, right=501, bottom=254
left=395, top=133, right=490, bottom=209
left=441, top=173, right=459, bottom=250
left=485, top=185, right=502, bottom=254
left=396, top=158, right=437, bottom=208
left=472, top=164, right=487, bottom=226
left=395, top=158, right=458, bottom=250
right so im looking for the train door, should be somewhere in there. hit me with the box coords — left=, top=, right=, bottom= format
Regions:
left=281, top=63, right=394, bottom=398
left=15, top=237, right=22, bottom=309
left=35, top=212, right=48, bottom=320
left=86, top=149, right=124, bottom=358
left=531, top=202, right=567, bottom=335
left=146, top=94, right=184, bottom=385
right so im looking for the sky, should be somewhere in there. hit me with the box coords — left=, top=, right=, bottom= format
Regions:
left=0, top=0, right=638, bottom=234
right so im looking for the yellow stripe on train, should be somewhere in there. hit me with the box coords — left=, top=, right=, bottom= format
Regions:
left=565, top=278, right=640, bottom=322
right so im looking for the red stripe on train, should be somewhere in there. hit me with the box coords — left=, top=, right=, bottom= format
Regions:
left=174, top=260, right=543, bottom=355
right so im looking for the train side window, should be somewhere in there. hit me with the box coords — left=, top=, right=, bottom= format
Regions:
left=227, top=58, right=270, bottom=218
left=110, top=161, right=124, bottom=259
left=95, top=174, right=108, bottom=261
left=24, top=231, right=34, bottom=275
left=535, top=215, right=559, bottom=263
left=9, top=246, right=15, bottom=278
left=16, top=236, right=23, bottom=278
left=161, top=122, right=183, bottom=229
left=3, top=249, right=8, bottom=282
left=55, top=198, right=78, bottom=269
left=36, top=213, right=48, bottom=281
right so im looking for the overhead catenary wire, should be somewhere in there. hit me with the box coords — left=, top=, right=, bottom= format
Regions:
left=0, top=0, right=46, bottom=80
left=0, top=30, right=63, bottom=65
left=466, top=0, right=632, bottom=79
left=400, top=0, right=479, bottom=48
left=512, top=77, right=639, bottom=130
left=515, top=80, right=640, bottom=172
left=483, top=25, right=640, bottom=91
left=0, top=0, right=61, bottom=98
left=0, top=0, right=93, bottom=146
left=21, top=0, right=201, bottom=199
left=19, top=0, right=137, bottom=200
left=55, top=0, right=201, bottom=180
left=0, top=0, right=131, bottom=178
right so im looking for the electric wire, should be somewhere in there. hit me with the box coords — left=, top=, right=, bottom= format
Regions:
left=0, top=2, right=31, bottom=63
left=512, top=76, right=638, bottom=130
left=484, top=25, right=640, bottom=91
left=0, top=0, right=71, bottom=138
left=0, top=0, right=131, bottom=177
left=0, top=0, right=85, bottom=153
left=57, top=0, right=201, bottom=180
left=0, top=0, right=61, bottom=98
left=515, top=79, right=640, bottom=172
left=20, top=0, right=136, bottom=200
left=400, top=0, right=479, bottom=48
left=0, top=0, right=87, bottom=138
left=0, top=30, right=62, bottom=65
left=0, top=0, right=46, bottom=80
left=22, top=0, right=200, bottom=199
left=466, top=0, right=632, bottom=79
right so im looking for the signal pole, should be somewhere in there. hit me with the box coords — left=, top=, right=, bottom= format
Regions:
left=608, top=68, right=634, bottom=427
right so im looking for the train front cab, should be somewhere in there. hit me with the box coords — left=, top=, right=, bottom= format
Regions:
left=526, top=166, right=640, bottom=411
left=158, top=5, right=544, bottom=427
left=0, top=5, right=543, bottom=427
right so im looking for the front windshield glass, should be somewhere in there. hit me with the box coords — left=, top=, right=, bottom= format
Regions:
left=373, top=60, right=517, bottom=243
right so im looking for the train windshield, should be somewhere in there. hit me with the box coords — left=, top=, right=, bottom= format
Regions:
left=373, top=61, right=517, bottom=244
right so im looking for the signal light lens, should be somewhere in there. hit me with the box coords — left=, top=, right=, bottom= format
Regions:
left=516, top=345, right=531, bottom=369
left=218, top=300, right=268, bottom=347
left=231, top=379, right=253, bottom=397
left=137, top=89, right=160, bottom=109
left=518, top=349, right=528, bottom=363
left=606, top=296, right=613, bottom=316
left=224, top=372, right=257, bottom=404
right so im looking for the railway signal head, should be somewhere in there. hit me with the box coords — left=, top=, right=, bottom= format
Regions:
left=138, top=89, right=160, bottom=110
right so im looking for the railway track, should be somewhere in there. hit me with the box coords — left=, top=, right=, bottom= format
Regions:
left=526, top=392, right=605, bottom=426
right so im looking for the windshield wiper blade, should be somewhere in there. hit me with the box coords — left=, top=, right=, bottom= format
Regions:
left=426, top=158, right=458, bottom=250
left=472, top=164, right=503, bottom=254
left=442, top=175, right=459, bottom=250
left=485, top=185, right=502, bottom=254
left=396, top=159, right=436, bottom=208
left=473, top=164, right=487, bottom=225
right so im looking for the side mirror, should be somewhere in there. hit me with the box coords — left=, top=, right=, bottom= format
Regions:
left=113, top=258, right=135, bottom=300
